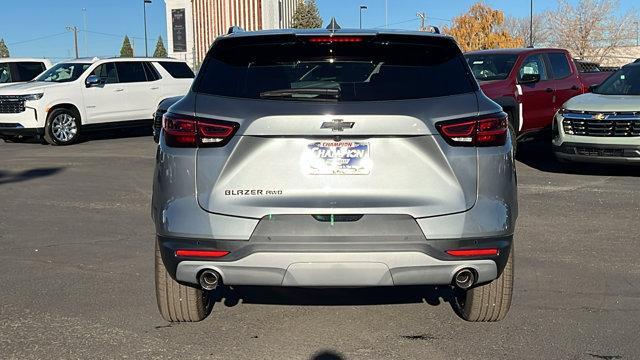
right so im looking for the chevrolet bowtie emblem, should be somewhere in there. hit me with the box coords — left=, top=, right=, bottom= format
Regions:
left=321, top=119, right=355, bottom=131
left=592, top=113, right=608, bottom=121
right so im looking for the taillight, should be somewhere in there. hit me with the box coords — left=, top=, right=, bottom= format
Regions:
left=162, top=112, right=239, bottom=148
left=436, top=112, right=508, bottom=147
left=307, top=36, right=364, bottom=43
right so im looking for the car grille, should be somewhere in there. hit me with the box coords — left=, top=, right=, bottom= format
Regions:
left=575, top=147, right=625, bottom=157
left=562, top=111, right=640, bottom=137
left=0, top=96, right=26, bottom=114
left=153, top=110, right=166, bottom=129
left=152, top=109, right=167, bottom=141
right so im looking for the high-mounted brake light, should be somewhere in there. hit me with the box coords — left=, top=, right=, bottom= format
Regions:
left=446, top=248, right=499, bottom=257
left=307, top=36, right=363, bottom=43
left=436, top=112, right=508, bottom=147
left=162, top=113, right=239, bottom=148
left=175, top=249, right=230, bottom=258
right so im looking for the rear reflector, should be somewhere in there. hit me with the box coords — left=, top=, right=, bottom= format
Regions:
left=436, top=112, right=508, bottom=147
left=307, top=36, right=363, bottom=43
left=446, top=248, right=499, bottom=257
left=175, top=250, right=230, bottom=258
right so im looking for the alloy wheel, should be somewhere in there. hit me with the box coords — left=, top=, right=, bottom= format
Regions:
left=51, top=113, right=78, bottom=143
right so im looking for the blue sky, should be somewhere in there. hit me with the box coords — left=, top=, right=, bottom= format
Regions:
left=1, top=0, right=637, bottom=60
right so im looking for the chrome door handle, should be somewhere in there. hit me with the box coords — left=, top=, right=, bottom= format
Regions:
left=115, top=88, right=124, bottom=92
left=150, top=86, right=160, bottom=90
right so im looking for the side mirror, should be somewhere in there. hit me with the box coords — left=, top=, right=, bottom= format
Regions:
left=85, top=75, right=101, bottom=87
left=588, top=84, right=599, bottom=92
left=519, top=73, right=541, bottom=84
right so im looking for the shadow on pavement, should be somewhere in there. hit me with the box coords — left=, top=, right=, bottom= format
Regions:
left=78, top=126, right=153, bottom=143
left=1, top=126, right=153, bottom=145
left=517, top=140, right=640, bottom=177
left=309, top=350, right=345, bottom=360
left=0, top=167, right=64, bottom=185
left=213, top=285, right=457, bottom=308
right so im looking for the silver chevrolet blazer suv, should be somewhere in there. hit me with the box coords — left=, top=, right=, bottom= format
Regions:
left=152, top=28, right=518, bottom=323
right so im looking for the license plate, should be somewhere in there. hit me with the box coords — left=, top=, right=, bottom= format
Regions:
left=304, top=141, right=371, bottom=175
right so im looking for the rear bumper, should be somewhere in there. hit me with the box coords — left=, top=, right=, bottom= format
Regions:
left=176, top=252, right=497, bottom=287
left=158, top=233, right=512, bottom=287
left=553, top=142, right=640, bottom=164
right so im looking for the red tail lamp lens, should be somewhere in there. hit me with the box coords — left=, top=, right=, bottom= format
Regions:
left=162, top=115, right=197, bottom=147
left=437, top=120, right=476, bottom=144
left=175, top=250, right=230, bottom=258
left=162, top=113, right=239, bottom=148
left=446, top=248, right=499, bottom=257
left=198, top=122, right=236, bottom=144
left=307, top=36, right=364, bottom=43
left=436, top=112, right=508, bottom=147
left=476, top=116, right=508, bottom=146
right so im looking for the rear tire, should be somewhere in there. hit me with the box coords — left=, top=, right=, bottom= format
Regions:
left=452, top=245, right=514, bottom=322
left=155, top=241, right=212, bottom=322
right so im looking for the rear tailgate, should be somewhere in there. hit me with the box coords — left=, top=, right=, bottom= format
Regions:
left=192, top=32, right=480, bottom=219
left=195, top=94, right=479, bottom=219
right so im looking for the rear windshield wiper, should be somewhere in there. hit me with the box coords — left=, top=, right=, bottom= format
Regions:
left=259, top=88, right=340, bottom=100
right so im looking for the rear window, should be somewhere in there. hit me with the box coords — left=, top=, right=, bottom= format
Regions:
left=548, top=53, right=571, bottom=79
left=195, top=35, right=475, bottom=101
left=158, top=61, right=195, bottom=79
left=115, top=62, right=147, bottom=83
left=143, top=62, right=161, bottom=81
left=465, top=54, right=517, bottom=81
left=16, top=62, right=46, bottom=81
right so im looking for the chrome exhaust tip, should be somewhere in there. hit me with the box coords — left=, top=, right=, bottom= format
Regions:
left=198, top=269, right=220, bottom=291
left=453, top=268, right=476, bottom=289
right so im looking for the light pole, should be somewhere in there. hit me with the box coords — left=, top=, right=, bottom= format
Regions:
left=66, top=26, right=79, bottom=59
left=143, top=0, right=152, bottom=57
left=529, top=0, right=534, bottom=47
left=82, top=8, right=88, bottom=57
left=385, top=0, right=388, bottom=28
left=417, top=12, right=426, bottom=31
left=359, top=5, right=367, bottom=29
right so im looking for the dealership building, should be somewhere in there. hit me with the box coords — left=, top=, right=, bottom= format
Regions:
left=164, top=0, right=298, bottom=67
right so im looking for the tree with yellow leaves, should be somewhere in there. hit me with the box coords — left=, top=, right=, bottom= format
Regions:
left=443, top=2, right=524, bottom=52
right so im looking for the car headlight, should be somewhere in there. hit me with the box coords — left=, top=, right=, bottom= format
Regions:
left=22, top=93, right=44, bottom=101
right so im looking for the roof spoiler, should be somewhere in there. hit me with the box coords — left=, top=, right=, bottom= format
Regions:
left=227, top=26, right=245, bottom=35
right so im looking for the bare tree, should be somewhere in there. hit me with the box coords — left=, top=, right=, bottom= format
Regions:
left=545, top=0, right=637, bottom=63
left=501, top=14, right=549, bottom=48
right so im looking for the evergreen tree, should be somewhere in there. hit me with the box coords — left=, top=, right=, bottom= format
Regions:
left=120, top=36, right=134, bottom=57
left=153, top=36, right=168, bottom=57
left=291, top=0, right=322, bottom=29
left=0, top=39, right=10, bottom=58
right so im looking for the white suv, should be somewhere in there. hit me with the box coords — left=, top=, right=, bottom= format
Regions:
left=0, top=57, right=194, bottom=145
left=0, top=58, right=52, bottom=88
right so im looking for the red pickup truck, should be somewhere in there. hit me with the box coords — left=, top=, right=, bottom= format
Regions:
left=464, top=48, right=612, bottom=145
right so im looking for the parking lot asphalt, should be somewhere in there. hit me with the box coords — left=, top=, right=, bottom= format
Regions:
left=0, top=133, right=639, bottom=360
